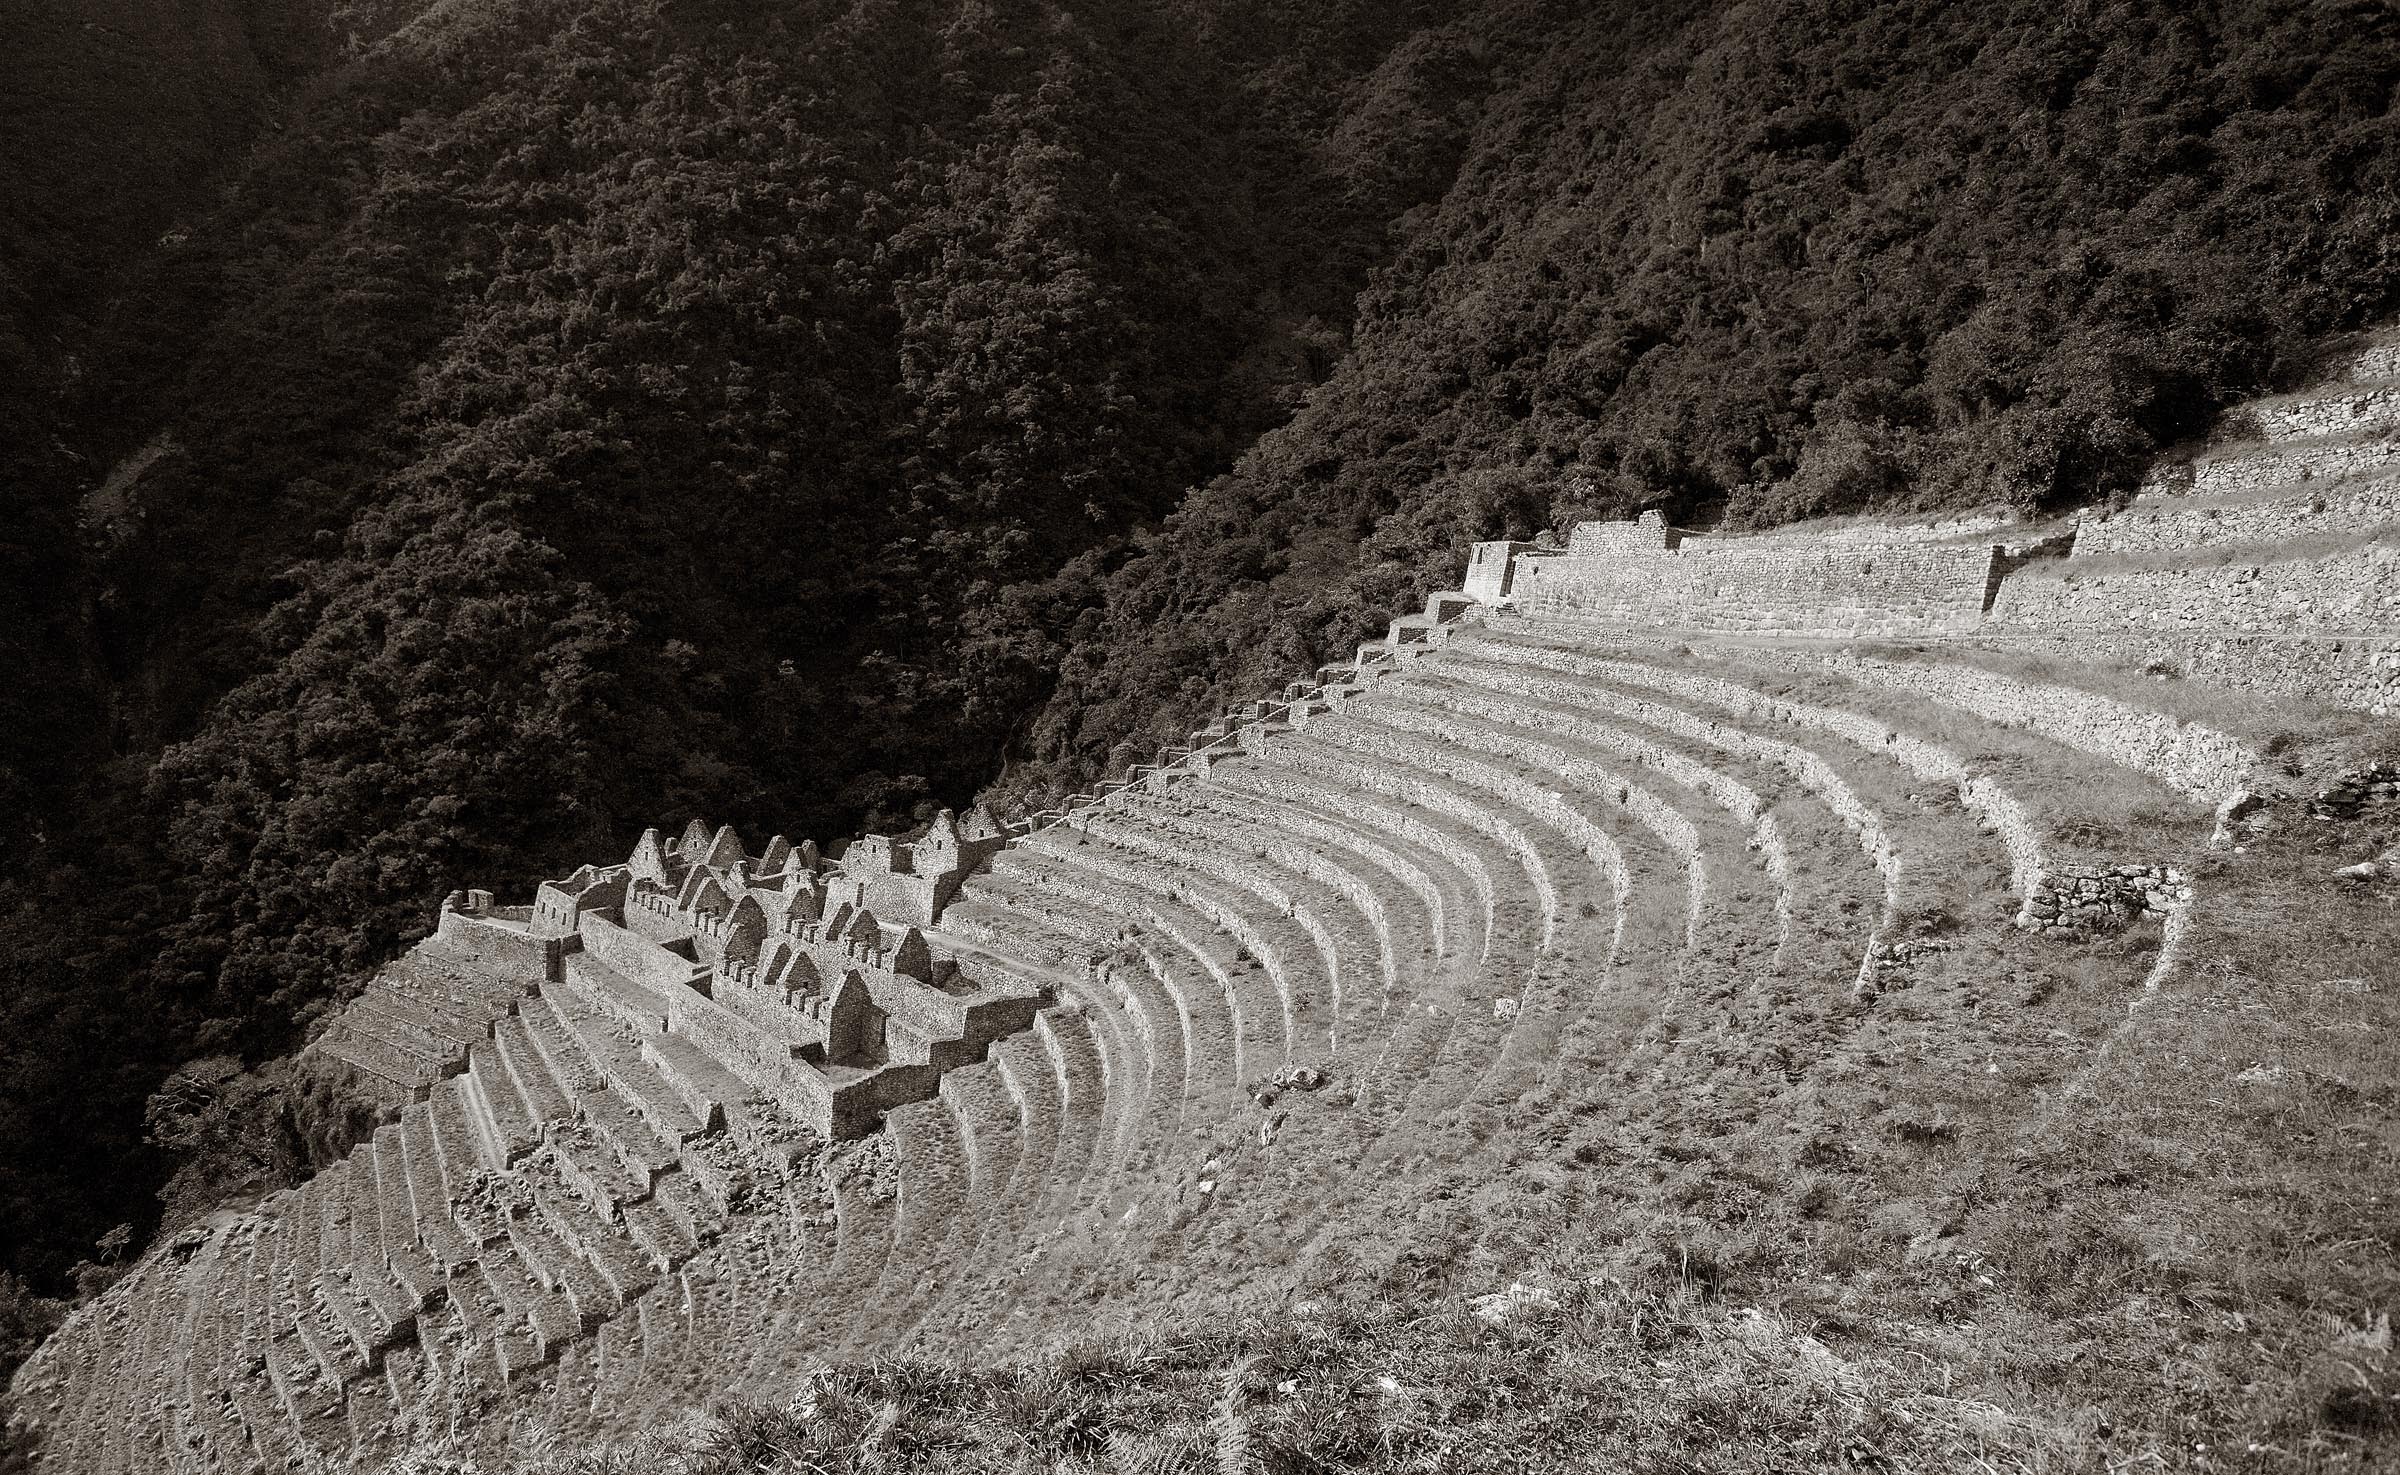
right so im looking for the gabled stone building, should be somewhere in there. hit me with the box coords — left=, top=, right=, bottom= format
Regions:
left=517, top=818, right=1039, bottom=1139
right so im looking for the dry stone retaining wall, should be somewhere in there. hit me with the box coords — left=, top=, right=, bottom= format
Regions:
left=1992, top=542, right=2400, bottom=636
left=1762, top=651, right=2258, bottom=803
left=1442, top=658, right=1907, bottom=917
left=1983, top=630, right=2400, bottom=718
left=1467, top=639, right=2050, bottom=909
left=2313, top=763, right=2400, bottom=820
left=1490, top=644, right=2181, bottom=939
left=1309, top=721, right=1572, bottom=937
left=2018, top=863, right=2191, bottom=938
left=2350, top=339, right=2400, bottom=381
left=2248, top=384, right=2400, bottom=442
left=1520, top=522, right=1998, bottom=638
left=2149, top=434, right=2400, bottom=499
left=1696, top=511, right=2020, bottom=547
left=2073, top=480, right=2400, bottom=556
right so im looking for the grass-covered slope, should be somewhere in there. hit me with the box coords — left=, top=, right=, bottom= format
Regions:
left=383, top=782, right=2399, bottom=1471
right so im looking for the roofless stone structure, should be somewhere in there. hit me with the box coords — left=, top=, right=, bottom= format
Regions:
left=9, top=333, right=2398, bottom=1471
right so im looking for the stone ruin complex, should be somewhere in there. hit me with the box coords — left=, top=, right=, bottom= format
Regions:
left=10, top=331, right=2398, bottom=1472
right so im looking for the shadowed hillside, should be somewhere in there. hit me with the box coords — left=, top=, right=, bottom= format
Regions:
left=991, top=0, right=2400, bottom=814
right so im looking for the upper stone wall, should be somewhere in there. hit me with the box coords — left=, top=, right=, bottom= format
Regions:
left=1516, top=516, right=1999, bottom=638
left=2246, top=383, right=2400, bottom=443
left=2153, top=435, right=2400, bottom=499
left=1993, top=541, right=2400, bottom=637
left=2074, top=479, right=2400, bottom=556
left=2350, top=339, right=2400, bottom=382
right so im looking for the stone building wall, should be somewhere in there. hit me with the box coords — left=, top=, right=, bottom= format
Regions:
left=582, top=909, right=705, bottom=990
left=1566, top=511, right=1679, bottom=553
left=1463, top=540, right=1541, bottom=601
left=429, top=907, right=561, bottom=980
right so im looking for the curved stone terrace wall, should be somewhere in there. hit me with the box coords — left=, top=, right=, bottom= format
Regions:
left=1007, top=590, right=1481, bottom=838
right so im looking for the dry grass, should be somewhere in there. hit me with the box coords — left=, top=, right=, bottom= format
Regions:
left=363, top=651, right=2400, bottom=1475
left=377, top=841, right=2396, bottom=1473
left=383, top=1286, right=2106, bottom=1474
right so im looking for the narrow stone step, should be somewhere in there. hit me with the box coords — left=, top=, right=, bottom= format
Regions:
left=620, top=1195, right=699, bottom=1274
left=465, top=1042, right=541, bottom=1163
left=648, top=1171, right=719, bottom=1254
left=496, top=1013, right=575, bottom=1127
left=1032, top=1008, right=1108, bottom=1233
left=509, top=1216, right=617, bottom=1331
left=530, top=1167, right=659, bottom=1301
left=396, top=1106, right=474, bottom=1270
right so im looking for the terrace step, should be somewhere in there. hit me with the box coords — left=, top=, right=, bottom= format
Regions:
left=853, top=1099, right=969, bottom=1354
left=494, top=1013, right=575, bottom=1127
left=1004, top=838, right=1281, bottom=1092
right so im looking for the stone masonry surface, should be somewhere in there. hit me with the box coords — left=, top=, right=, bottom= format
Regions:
left=1990, top=541, right=2400, bottom=636
left=2146, top=433, right=2400, bottom=500
left=1523, top=513, right=1999, bottom=637
left=2073, top=479, right=2400, bottom=556
left=1989, top=631, right=2400, bottom=718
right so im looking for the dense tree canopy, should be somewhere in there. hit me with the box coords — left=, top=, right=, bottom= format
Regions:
left=0, top=0, right=2393, bottom=1325
left=991, top=0, right=2400, bottom=810
left=0, top=0, right=1461, bottom=1293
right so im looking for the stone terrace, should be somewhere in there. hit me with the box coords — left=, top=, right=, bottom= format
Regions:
left=11, top=339, right=2397, bottom=1470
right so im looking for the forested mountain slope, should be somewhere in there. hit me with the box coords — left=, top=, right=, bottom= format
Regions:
left=992, top=0, right=2400, bottom=811
left=0, top=0, right=1489, bottom=1306
left=0, top=0, right=2394, bottom=1363
left=0, top=0, right=330, bottom=1344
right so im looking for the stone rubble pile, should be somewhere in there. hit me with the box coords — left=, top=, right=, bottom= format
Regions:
left=2018, top=864, right=2193, bottom=938
left=2312, top=763, right=2399, bottom=821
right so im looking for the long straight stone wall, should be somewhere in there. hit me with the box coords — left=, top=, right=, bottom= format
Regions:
left=2074, top=480, right=2400, bottom=556
left=2248, top=383, right=2400, bottom=442
left=1991, top=541, right=2400, bottom=637
left=1517, top=515, right=1999, bottom=638
left=2148, top=433, right=2400, bottom=499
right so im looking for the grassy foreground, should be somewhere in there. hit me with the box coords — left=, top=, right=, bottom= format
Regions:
left=394, top=1290, right=2112, bottom=1474
left=381, top=792, right=2399, bottom=1474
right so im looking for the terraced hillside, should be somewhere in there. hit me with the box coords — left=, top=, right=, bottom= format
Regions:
left=8, top=352, right=2399, bottom=1472
left=1990, top=330, right=2400, bottom=715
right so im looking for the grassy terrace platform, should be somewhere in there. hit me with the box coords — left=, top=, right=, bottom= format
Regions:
left=12, top=341, right=2399, bottom=1475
